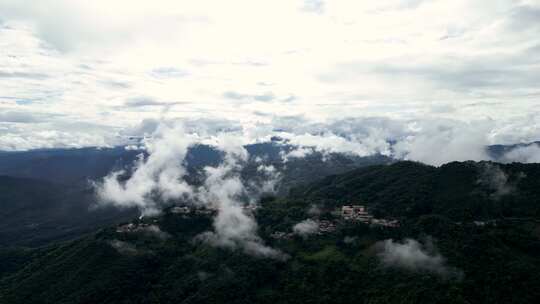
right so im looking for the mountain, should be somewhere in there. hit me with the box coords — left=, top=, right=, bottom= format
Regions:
left=0, top=143, right=391, bottom=187
left=1, top=161, right=539, bottom=304
left=487, top=141, right=540, bottom=161
left=0, top=140, right=533, bottom=186
left=293, top=161, right=540, bottom=220
left=0, top=139, right=535, bottom=249
left=0, top=147, right=141, bottom=185
left=0, top=144, right=392, bottom=247
left=0, top=176, right=137, bottom=247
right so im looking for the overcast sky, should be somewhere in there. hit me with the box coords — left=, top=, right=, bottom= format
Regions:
left=0, top=0, right=539, bottom=161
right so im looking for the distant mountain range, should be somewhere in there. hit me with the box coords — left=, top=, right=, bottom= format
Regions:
left=486, top=141, right=540, bottom=160
left=0, top=142, right=386, bottom=186
left=0, top=140, right=536, bottom=184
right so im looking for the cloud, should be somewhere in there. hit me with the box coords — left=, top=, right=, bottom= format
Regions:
left=95, top=123, right=195, bottom=215
left=0, top=0, right=206, bottom=53
left=255, top=164, right=281, bottom=193
left=222, top=91, right=246, bottom=100
left=392, top=119, right=492, bottom=166
left=96, top=121, right=286, bottom=259
left=0, top=0, right=538, bottom=167
left=0, top=123, right=116, bottom=151
left=301, top=0, right=325, bottom=14
left=396, top=0, right=427, bottom=10
left=477, top=163, right=521, bottom=199
left=99, top=79, right=131, bottom=89
left=293, top=219, right=319, bottom=238
left=124, top=97, right=189, bottom=108
left=124, top=97, right=166, bottom=107
left=281, top=146, right=314, bottom=161
left=307, top=204, right=321, bottom=216
left=375, top=238, right=462, bottom=278
left=502, top=144, right=540, bottom=163
left=0, top=111, right=47, bottom=123
left=0, top=70, right=49, bottom=79
left=149, top=67, right=189, bottom=79
left=193, top=137, right=287, bottom=259
left=322, top=52, right=540, bottom=98
left=116, top=115, right=538, bottom=168
left=282, top=131, right=392, bottom=158
left=223, top=91, right=276, bottom=102
left=506, top=4, right=540, bottom=31
left=108, top=239, right=140, bottom=255
left=2, top=108, right=531, bottom=166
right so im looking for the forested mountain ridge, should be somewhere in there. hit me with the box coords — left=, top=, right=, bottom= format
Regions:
left=0, top=143, right=391, bottom=187
left=1, top=161, right=539, bottom=304
left=294, top=161, right=540, bottom=220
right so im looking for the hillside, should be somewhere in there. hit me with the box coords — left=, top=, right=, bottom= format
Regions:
left=0, top=176, right=136, bottom=247
left=294, top=161, right=540, bottom=220
left=1, top=161, right=539, bottom=304
left=0, top=143, right=391, bottom=188
left=0, top=141, right=529, bottom=186
left=0, top=145, right=391, bottom=247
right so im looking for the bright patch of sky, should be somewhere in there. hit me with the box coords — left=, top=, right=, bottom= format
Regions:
left=0, top=0, right=539, bottom=158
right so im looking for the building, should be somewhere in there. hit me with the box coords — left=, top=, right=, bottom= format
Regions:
left=116, top=222, right=151, bottom=233
left=195, top=207, right=215, bottom=216
left=341, top=205, right=373, bottom=223
left=371, top=218, right=400, bottom=228
left=318, top=220, right=337, bottom=233
left=171, top=206, right=190, bottom=214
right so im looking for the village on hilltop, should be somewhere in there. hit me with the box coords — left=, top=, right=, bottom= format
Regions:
left=116, top=202, right=399, bottom=238
left=270, top=204, right=400, bottom=240
left=339, top=205, right=399, bottom=227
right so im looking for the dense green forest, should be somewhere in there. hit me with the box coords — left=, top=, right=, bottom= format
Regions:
left=1, top=161, right=539, bottom=304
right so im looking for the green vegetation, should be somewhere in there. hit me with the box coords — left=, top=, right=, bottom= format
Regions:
left=0, top=176, right=136, bottom=247
left=1, top=161, right=539, bottom=303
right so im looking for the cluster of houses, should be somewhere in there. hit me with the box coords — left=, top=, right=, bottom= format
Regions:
left=171, top=206, right=190, bottom=214
left=340, top=205, right=372, bottom=222
left=116, top=222, right=152, bottom=233
left=270, top=231, right=293, bottom=240
left=340, top=205, right=399, bottom=228
left=318, top=220, right=337, bottom=233
left=171, top=205, right=216, bottom=216
left=163, top=202, right=399, bottom=242
left=268, top=203, right=402, bottom=240
left=170, top=204, right=258, bottom=216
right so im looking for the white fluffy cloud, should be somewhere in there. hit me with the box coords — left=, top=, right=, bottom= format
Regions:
left=477, top=163, right=517, bottom=199
left=195, top=155, right=286, bottom=259
left=0, top=0, right=538, bottom=165
left=376, top=238, right=462, bottom=278
left=96, top=123, right=195, bottom=215
left=502, top=144, right=540, bottom=163
left=293, top=219, right=319, bottom=237
left=95, top=121, right=286, bottom=259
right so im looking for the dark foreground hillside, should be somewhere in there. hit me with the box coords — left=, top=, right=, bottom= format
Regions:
left=0, top=176, right=137, bottom=247
left=1, top=161, right=540, bottom=304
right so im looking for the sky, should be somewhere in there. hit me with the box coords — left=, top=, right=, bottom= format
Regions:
left=0, top=0, right=540, bottom=164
